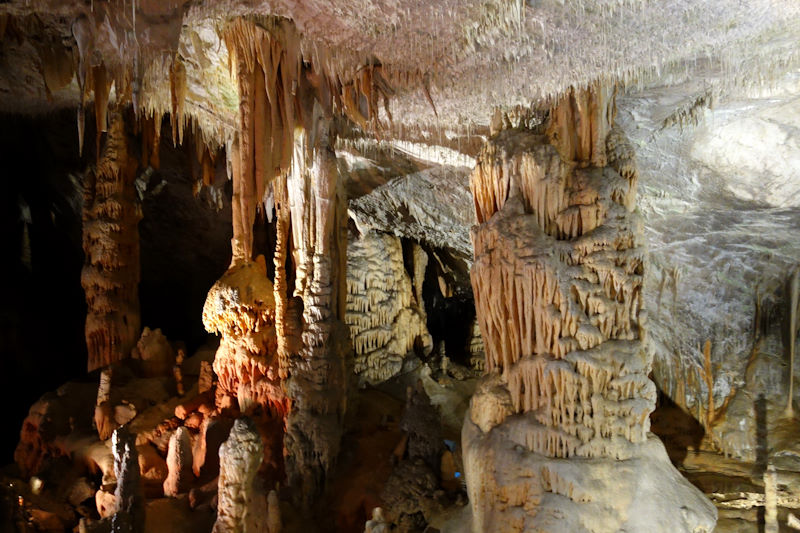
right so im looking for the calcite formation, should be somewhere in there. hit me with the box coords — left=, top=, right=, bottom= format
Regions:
left=131, top=327, right=176, bottom=378
left=202, top=16, right=375, bottom=505
left=163, top=426, right=194, bottom=497
left=279, top=121, right=351, bottom=508
left=346, top=231, right=432, bottom=385
left=81, top=112, right=142, bottom=372
left=111, top=426, right=145, bottom=533
left=463, top=84, right=717, bottom=532
left=213, top=418, right=267, bottom=533
left=202, top=258, right=284, bottom=416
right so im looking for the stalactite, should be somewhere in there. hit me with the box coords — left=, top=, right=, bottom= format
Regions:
left=786, top=266, right=799, bottom=417
left=170, top=55, right=187, bottom=146
left=92, top=63, right=112, bottom=158
left=82, top=112, right=142, bottom=372
left=545, top=82, right=617, bottom=168
left=273, top=176, right=293, bottom=380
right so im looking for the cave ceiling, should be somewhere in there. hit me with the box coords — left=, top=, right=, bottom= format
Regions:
left=3, top=0, right=800, bottom=460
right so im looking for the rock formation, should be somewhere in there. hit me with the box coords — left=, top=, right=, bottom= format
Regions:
left=346, top=231, right=432, bottom=385
left=463, top=84, right=717, bottom=532
left=111, top=426, right=145, bottom=533
left=81, top=112, right=142, bottom=372
left=5, top=2, right=800, bottom=532
left=202, top=258, right=283, bottom=415
left=213, top=417, right=267, bottom=533
left=163, top=426, right=194, bottom=497
left=131, top=327, right=176, bottom=378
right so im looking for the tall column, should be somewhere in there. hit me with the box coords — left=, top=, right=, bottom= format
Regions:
left=281, top=118, right=350, bottom=508
left=205, top=18, right=350, bottom=506
left=463, top=83, right=716, bottom=532
left=82, top=112, right=141, bottom=371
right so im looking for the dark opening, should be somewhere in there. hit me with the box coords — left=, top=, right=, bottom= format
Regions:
left=0, top=109, right=92, bottom=463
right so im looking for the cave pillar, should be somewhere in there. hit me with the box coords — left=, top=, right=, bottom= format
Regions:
left=81, top=111, right=142, bottom=372
left=463, top=83, right=717, bottom=532
left=280, top=114, right=350, bottom=508
left=205, top=18, right=349, bottom=507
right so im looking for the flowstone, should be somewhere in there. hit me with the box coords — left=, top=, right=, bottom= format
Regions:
left=463, top=85, right=716, bottom=532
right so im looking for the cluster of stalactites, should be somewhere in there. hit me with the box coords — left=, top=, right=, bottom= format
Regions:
left=470, top=174, right=644, bottom=373
left=471, top=132, right=636, bottom=236
left=545, top=81, right=617, bottom=168
left=81, top=112, right=142, bottom=372
left=345, top=231, right=432, bottom=384
left=223, top=17, right=393, bottom=265
left=469, top=83, right=653, bottom=458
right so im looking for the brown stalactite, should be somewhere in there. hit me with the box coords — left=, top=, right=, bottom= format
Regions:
left=92, top=63, right=112, bottom=157
left=546, top=81, right=617, bottom=168
left=273, top=176, right=292, bottom=380
left=82, top=111, right=142, bottom=372
left=170, top=55, right=187, bottom=146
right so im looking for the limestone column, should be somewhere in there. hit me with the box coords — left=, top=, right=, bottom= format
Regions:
left=281, top=117, right=350, bottom=508
left=205, top=18, right=351, bottom=507
left=81, top=112, right=142, bottom=371
left=463, top=83, right=717, bottom=532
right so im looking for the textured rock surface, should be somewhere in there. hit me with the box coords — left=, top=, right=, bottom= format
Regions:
left=213, top=417, right=267, bottom=533
left=81, top=112, right=142, bottom=372
left=348, top=165, right=474, bottom=262
left=111, top=426, right=145, bottom=533
left=346, top=231, right=432, bottom=385
left=1, top=0, right=798, bottom=137
left=463, top=88, right=716, bottom=532
left=617, top=72, right=800, bottom=459
left=162, top=426, right=193, bottom=497
left=131, top=328, right=176, bottom=378
left=202, top=259, right=283, bottom=415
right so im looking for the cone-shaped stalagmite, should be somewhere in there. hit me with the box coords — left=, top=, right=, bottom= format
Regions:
left=213, top=418, right=268, bottom=533
left=464, top=83, right=717, bottom=532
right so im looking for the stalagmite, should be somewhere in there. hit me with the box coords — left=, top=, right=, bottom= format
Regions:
left=213, top=418, right=268, bottom=533
left=131, top=327, right=176, bottom=378
left=765, top=463, right=779, bottom=533
left=463, top=83, right=716, bottom=532
left=163, top=426, right=194, bottom=497
left=364, top=508, right=389, bottom=533
left=95, top=368, right=115, bottom=440
left=173, top=349, right=185, bottom=397
left=267, top=489, right=282, bottom=533
left=198, top=361, right=214, bottom=395
left=82, top=112, right=142, bottom=372
left=111, top=426, right=145, bottom=533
